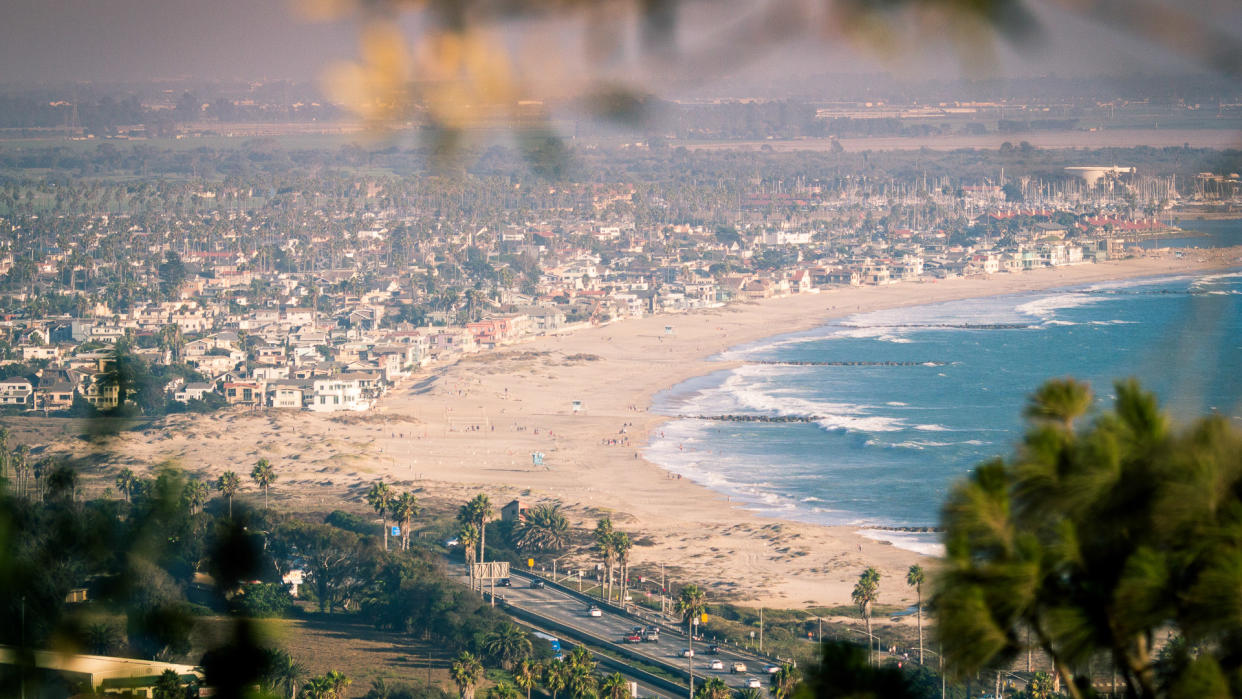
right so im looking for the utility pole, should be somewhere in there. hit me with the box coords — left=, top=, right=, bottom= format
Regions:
left=759, top=608, right=764, bottom=654
left=661, top=564, right=666, bottom=619
left=688, top=618, right=694, bottom=699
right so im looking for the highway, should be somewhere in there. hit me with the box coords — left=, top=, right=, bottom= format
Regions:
left=447, top=561, right=778, bottom=693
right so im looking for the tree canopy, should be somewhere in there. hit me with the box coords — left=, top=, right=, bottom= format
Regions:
left=934, top=378, right=1242, bottom=698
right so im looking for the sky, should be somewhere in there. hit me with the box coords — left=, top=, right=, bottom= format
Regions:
left=0, top=0, right=1238, bottom=91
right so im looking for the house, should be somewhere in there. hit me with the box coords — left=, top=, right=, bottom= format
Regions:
left=20, top=345, right=62, bottom=362
left=78, top=374, right=119, bottom=410
left=222, top=381, right=263, bottom=407
left=0, top=646, right=203, bottom=698
left=267, top=380, right=310, bottom=409
left=501, top=499, right=529, bottom=523
left=821, top=269, right=862, bottom=286
left=174, top=383, right=214, bottom=403
left=310, top=375, right=370, bottom=412
left=254, top=343, right=286, bottom=365
left=35, top=380, right=76, bottom=412
left=0, top=378, right=34, bottom=407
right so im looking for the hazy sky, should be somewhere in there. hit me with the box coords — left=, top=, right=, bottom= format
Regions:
left=0, top=0, right=1238, bottom=88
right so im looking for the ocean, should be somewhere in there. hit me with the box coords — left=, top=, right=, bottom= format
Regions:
left=646, top=256, right=1242, bottom=555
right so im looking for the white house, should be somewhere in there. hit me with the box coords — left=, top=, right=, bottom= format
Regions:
left=173, top=383, right=214, bottom=403
left=0, top=378, right=34, bottom=407
left=310, top=376, right=369, bottom=412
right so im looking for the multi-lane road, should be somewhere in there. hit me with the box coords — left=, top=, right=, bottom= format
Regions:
left=449, top=563, right=777, bottom=693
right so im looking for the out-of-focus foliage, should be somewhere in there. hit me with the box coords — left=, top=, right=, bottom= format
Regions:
left=933, top=378, right=1242, bottom=699
left=0, top=449, right=525, bottom=697
left=307, top=0, right=1242, bottom=171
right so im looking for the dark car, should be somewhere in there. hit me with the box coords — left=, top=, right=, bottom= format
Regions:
left=530, top=579, right=546, bottom=589
left=498, top=578, right=512, bottom=587
left=707, top=645, right=721, bottom=655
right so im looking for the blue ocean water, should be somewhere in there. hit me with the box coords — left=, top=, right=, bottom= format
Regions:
left=645, top=267, right=1242, bottom=548
left=1141, top=218, right=1242, bottom=249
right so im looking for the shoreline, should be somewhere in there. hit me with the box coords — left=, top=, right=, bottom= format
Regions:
left=30, top=247, right=1242, bottom=611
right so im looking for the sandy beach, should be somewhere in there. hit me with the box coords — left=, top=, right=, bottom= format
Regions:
left=36, top=248, right=1242, bottom=612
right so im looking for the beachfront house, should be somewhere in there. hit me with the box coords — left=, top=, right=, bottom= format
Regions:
left=267, top=380, right=310, bottom=409
left=173, top=383, right=214, bottom=403
left=310, top=375, right=370, bottom=412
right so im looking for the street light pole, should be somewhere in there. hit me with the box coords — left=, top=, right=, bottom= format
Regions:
left=760, top=608, right=764, bottom=654
left=687, top=618, right=695, bottom=699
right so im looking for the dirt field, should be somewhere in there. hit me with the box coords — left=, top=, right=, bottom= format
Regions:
left=194, top=608, right=464, bottom=698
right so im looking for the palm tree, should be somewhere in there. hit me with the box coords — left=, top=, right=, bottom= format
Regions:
left=514, top=659, right=538, bottom=699
left=736, top=688, right=764, bottom=699
left=299, top=671, right=350, bottom=699
left=934, top=379, right=1202, bottom=699
left=566, top=664, right=597, bottom=699
left=851, top=567, right=881, bottom=666
left=366, top=480, right=394, bottom=551
left=483, top=623, right=533, bottom=670
left=695, top=677, right=731, bottom=699
left=600, top=672, right=629, bottom=699
left=392, top=491, right=420, bottom=551
left=458, top=493, right=494, bottom=563
left=112, top=467, right=136, bottom=502
left=543, top=659, right=568, bottom=699
left=0, top=427, right=9, bottom=483
left=251, top=458, right=276, bottom=509
left=614, top=531, right=632, bottom=608
left=676, top=584, right=707, bottom=698
left=593, top=518, right=617, bottom=602
left=1023, top=377, right=1092, bottom=430
left=906, top=564, right=925, bottom=665
left=451, top=651, right=484, bottom=699
left=183, top=478, right=208, bottom=514
left=566, top=646, right=595, bottom=673
left=512, top=502, right=570, bottom=553
left=458, top=522, right=481, bottom=590
left=769, top=665, right=800, bottom=699
left=216, top=471, right=241, bottom=517
left=263, top=649, right=305, bottom=699
left=487, top=684, right=522, bottom=699
left=13, top=444, right=30, bottom=497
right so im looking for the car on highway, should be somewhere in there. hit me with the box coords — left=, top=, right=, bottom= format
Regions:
left=730, top=662, right=747, bottom=674
left=587, top=606, right=603, bottom=617
left=444, top=537, right=459, bottom=547
left=764, top=664, right=781, bottom=674
left=530, top=579, right=546, bottom=589
left=707, top=645, right=720, bottom=654
left=708, top=660, right=724, bottom=671
left=680, top=648, right=695, bottom=658
left=747, top=677, right=763, bottom=689
left=498, top=578, right=512, bottom=587
left=624, top=632, right=644, bottom=643
left=642, top=626, right=660, bottom=642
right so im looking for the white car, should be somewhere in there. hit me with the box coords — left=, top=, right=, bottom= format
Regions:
left=764, top=665, right=781, bottom=674
left=747, top=678, right=763, bottom=689
left=708, top=659, right=724, bottom=670
left=680, top=648, right=695, bottom=658
left=587, top=606, right=603, bottom=617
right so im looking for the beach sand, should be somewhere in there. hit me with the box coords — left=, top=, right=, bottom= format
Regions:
left=43, top=248, right=1242, bottom=610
